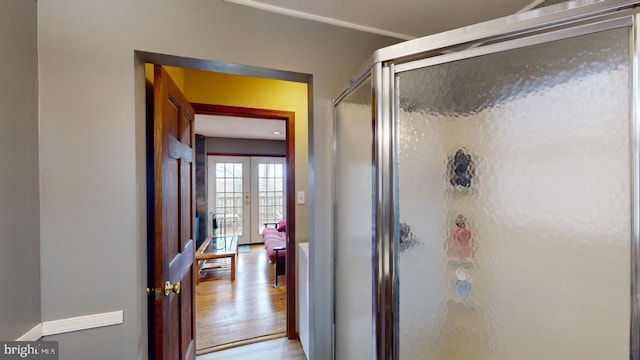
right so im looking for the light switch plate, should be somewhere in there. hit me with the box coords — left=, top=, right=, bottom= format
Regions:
left=297, top=191, right=305, bottom=204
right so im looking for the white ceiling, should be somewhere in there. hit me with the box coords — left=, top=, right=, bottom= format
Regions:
left=224, top=0, right=564, bottom=40
left=195, top=114, right=286, bottom=140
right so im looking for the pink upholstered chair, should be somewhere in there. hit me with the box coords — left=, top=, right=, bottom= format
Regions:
left=262, top=220, right=286, bottom=287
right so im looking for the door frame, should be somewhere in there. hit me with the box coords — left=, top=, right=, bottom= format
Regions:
left=192, top=103, right=297, bottom=339
left=138, top=52, right=313, bottom=356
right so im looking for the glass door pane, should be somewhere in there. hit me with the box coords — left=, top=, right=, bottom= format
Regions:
left=250, top=157, right=286, bottom=243
left=208, top=156, right=250, bottom=244
left=334, top=77, right=374, bottom=360
left=395, top=28, right=631, bottom=359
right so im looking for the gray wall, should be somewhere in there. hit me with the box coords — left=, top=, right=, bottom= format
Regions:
left=37, top=1, right=399, bottom=359
left=206, top=137, right=286, bottom=156
left=0, top=0, right=40, bottom=340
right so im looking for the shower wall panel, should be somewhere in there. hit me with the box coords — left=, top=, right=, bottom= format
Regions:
left=334, top=78, right=374, bottom=360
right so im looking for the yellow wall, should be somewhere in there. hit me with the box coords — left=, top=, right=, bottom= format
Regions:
left=144, top=64, right=186, bottom=92
left=147, top=67, right=309, bottom=243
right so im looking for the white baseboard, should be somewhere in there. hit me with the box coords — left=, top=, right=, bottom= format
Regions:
left=42, top=310, right=124, bottom=336
left=16, top=323, right=43, bottom=341
left=16, top=310, right=123, bottom=340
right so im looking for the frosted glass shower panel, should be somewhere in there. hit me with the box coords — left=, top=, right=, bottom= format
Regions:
left=334, top=78, right=373, bottom=360
left=396, top=28, right=631, bottom=359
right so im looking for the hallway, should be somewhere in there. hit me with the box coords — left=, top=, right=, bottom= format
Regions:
left=196, top=243, right=287, bottom=354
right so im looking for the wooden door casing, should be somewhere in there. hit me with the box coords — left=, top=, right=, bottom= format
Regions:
left=152, top=65, right=196, bottom=360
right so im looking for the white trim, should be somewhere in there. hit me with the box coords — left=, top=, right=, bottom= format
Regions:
left=16, top=324, right=43, bottom=341
left=41, top=310, right=124, bottom=336
left=223, top=0, right=416, bottom=40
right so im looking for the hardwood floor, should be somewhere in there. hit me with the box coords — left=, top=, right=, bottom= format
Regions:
left=196, top=337, right=306, bottom=360
left=196, top=243, right=286, bottom=354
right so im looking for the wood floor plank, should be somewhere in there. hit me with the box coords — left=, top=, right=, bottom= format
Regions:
left=196, top=244, right=287, bottom=352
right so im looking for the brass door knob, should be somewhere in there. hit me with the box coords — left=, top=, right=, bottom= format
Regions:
left=164, top=281, right=181, bottom=296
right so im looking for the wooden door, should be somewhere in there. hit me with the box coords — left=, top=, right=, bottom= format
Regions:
left=151, top=65, right=196, bottom=360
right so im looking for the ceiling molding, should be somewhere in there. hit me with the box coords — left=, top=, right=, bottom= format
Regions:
left=224, top=0, right=416, bottom=40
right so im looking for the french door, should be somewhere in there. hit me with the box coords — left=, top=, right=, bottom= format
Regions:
left=250, top=157, right=286, bottom=243
left=208, top=155, right=286, bottom=245
left=207, top=156, right=250, bottom=244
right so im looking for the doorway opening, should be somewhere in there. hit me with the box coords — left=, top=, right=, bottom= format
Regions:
left=193, top=103, right=296, bottom=354
left=139, top=52, right=311, bottom=359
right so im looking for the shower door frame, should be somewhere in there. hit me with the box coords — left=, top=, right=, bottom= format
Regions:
left=334, top=1, right=640, bottom=359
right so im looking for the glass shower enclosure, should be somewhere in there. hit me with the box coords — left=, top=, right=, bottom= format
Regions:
left=333, top=1, right=640, bottom=359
